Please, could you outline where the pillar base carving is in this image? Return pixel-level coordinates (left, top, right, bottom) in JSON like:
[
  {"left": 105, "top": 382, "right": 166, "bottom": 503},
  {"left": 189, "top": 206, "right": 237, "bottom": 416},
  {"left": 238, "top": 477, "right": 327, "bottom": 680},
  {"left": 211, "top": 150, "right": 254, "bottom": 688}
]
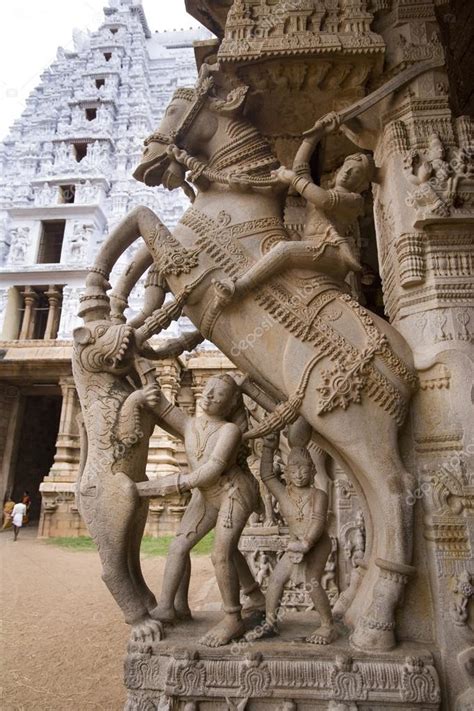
[{"left": 124, "top": 612, "right": 441, "bottom": 710}]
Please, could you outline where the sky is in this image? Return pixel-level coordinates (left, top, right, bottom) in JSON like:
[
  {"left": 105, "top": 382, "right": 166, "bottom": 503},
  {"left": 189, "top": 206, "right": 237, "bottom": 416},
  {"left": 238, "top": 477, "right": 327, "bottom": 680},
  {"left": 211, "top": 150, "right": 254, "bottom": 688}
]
[{"left": 0, "top": 0, "right": 204, "bottom": 139}]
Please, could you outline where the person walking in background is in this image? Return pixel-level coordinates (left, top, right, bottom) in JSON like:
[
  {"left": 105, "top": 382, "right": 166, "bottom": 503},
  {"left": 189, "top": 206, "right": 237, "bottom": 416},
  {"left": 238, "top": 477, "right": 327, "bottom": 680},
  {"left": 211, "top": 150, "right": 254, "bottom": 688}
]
[
  {"left": 21, "top": 490, "right": 31, "bottom": 525},
  {"left": 2, "top": 494, "right": 15, "bottom": 530},
  {"left": 11, "top": 499, "right": 27, "bottom": 541}
]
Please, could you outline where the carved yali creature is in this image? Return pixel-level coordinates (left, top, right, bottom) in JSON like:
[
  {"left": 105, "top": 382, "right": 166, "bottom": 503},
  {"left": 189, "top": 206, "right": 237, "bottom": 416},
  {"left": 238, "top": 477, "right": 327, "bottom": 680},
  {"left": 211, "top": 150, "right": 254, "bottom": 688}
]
[
  {"left": 73, "top": 239, "right": 203, "bottom": 644},
  {"left": 80, "top": 64, "right": 421, "bottom": 651}
]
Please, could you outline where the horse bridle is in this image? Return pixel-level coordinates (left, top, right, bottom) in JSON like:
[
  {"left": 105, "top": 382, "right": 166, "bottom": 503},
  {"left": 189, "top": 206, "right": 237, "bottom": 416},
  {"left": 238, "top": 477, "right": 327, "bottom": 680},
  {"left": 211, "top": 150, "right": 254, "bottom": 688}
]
[{"left": 144, "top": 76, "right": 215, "bottom": 151}]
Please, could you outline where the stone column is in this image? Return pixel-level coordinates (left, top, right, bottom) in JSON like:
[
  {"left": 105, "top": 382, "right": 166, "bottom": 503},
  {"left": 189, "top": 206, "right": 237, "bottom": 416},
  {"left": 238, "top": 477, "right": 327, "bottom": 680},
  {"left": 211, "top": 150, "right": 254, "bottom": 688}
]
[
  {"left": 362, "top": 5, "right": 473, "bottom": 705},
  {"left": 44, "top": 285, "right": 62, "bottom": 340},
  {"left": 0, "top": 384, "right": 21, "bottom": 506},
  {"left": 174, "top": 381, "right": 195, "bottom": 470},
  {"left": 37, "top": 498, "right": 58, "bottom": 538},
  {"left": 19, "top": 286, "right": 38, "bottom": 340},
  {"left": 146, "top": 359, "right": 181, "bottom": 479},
  {"left": 46, "top": 376, "right": 81, "bottom": 481},
  {"left": 146, "top": 502, "right": 165, "bottom": 538},
  {"left": 191, "top": 375, "right": 206, "bottom": 416}
]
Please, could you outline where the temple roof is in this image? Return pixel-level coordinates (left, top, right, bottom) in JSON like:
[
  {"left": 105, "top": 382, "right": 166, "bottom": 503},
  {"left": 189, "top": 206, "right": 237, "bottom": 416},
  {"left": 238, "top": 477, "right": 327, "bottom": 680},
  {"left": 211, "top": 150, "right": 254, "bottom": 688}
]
[
  {"left": 105, "top": 0, "right": 152, "bottom": 38},
  {"left": 150, "top": 26, "right": 214, "bottom": 49},
  {"left": 185, "top": 0, "right": 233, "bottom": 38}
]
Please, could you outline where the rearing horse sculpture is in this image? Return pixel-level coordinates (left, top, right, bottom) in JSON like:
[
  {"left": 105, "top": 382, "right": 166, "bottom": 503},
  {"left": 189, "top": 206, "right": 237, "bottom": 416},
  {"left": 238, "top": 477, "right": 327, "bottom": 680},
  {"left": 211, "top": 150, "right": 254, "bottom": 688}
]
[{"left": 80, "top": 67, "right": 418, "bottom": 652}]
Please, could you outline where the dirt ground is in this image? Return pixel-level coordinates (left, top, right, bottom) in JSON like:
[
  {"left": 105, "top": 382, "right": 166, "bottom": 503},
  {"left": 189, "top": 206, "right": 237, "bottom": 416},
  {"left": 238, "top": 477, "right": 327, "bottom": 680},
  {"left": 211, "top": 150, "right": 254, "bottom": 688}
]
[{"left": 0, "top": 527, "right": 221, "bottom": 710}]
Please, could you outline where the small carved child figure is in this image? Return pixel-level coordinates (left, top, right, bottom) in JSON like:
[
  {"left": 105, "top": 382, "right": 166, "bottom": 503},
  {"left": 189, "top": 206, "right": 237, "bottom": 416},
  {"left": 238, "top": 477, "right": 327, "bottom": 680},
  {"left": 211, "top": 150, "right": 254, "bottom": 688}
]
[{"left": 255, "top": 433, "right": 335, "bottom": 644}]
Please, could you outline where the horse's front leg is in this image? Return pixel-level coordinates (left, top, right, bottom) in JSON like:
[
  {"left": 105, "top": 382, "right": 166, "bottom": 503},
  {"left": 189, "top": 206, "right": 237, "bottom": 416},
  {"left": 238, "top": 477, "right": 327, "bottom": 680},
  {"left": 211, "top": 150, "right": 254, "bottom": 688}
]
[{"left": 103, "top": 206, "right": 162, "bottom": 264}]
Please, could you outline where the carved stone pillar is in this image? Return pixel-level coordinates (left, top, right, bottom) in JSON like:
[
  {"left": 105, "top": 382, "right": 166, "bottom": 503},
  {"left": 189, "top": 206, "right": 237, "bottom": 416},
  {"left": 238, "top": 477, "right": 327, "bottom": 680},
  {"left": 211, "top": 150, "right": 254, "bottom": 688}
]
[
  {"left": 146, "top": 359, "right": 181, "bottom": 478},
  {"left": 191, "top": 374, "right": 206, "bottom": 416},
  {"left": 44, "top": 285, "right": 62, "bottom": 340},
  {"left": 364, "top": 5, "right": 474, "bottom": 706},
  {"left": 46, "top": 376, "right": 81, "bottom": 480},
  {"left": 0, "top": 383, "right": 21, "bottom": 506},
  {"left": 176, "top": 384, "right": 196, "bottom": 417},
  {"left": 38, "top": 498, "right": 58, "bottom": 538},
  {"left": 174, "top": 381, "right": 195, "bottom": 470},
  {"left": 144, "top": 502, "right": 164, "bottom": 538},
  {"left": 19, "top": 286, "right": 38, "bottom": 340}
]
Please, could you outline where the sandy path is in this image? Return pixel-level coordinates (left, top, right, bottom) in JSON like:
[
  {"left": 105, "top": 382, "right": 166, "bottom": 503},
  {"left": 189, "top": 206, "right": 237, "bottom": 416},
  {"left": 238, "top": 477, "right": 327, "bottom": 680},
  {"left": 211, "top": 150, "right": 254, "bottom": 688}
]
[{"left": 0, "top": 527, "right": 220, "bottom": 710}]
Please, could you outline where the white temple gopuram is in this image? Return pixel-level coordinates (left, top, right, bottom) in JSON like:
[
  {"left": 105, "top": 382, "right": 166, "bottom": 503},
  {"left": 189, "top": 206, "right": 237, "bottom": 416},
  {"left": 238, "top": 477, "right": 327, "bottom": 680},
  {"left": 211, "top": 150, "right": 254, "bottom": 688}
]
[{"left": 0, "top": 0, "right": 225, "bottom": 536}]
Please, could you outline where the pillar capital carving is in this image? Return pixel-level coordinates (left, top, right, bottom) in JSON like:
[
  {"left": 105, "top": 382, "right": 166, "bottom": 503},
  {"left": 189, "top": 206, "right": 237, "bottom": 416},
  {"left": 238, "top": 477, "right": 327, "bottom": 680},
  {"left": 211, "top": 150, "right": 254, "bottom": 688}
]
[
  {"left": 371, "top": 102, "right": 473, "bottom": 330},
  {"left": 156, "top": 358, "right": 181, "bottom": 401},
  {"left": 58, "top": 375, "right": 76, "bottom": 390},
  {"left": 21, "top": 285, "right": 38, "bottom": 303}
]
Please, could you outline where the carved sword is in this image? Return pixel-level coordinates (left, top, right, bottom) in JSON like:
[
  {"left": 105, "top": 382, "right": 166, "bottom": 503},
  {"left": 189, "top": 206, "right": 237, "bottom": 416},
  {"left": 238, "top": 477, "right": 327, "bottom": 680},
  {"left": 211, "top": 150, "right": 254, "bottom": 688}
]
[{"left": 303, "top": 57, "right": 445, "bottom": 135}]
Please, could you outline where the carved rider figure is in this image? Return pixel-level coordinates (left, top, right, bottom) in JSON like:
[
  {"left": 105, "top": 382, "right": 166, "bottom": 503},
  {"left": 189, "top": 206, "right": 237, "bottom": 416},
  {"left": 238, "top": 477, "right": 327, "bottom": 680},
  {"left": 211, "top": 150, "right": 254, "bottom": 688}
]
[{"left": 219, "top": 112, "right": 373, "bottom": 301}]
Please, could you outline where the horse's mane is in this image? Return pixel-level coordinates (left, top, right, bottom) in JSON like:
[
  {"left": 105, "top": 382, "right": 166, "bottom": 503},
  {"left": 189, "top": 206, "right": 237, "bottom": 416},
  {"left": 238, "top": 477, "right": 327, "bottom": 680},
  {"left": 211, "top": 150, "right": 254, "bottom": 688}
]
[{"left": 207, "top": 114, "right": 279, "bottom": 178}]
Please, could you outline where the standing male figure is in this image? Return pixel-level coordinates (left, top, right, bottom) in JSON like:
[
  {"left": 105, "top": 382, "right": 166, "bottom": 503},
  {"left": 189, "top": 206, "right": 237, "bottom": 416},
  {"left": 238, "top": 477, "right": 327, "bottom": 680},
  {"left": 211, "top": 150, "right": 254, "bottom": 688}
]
[
  {"left": 11, "top": 498, "right": 27, "bottom": 541},
  {"left": 251, "top": 434, "right": 335, "bottom": 644}
]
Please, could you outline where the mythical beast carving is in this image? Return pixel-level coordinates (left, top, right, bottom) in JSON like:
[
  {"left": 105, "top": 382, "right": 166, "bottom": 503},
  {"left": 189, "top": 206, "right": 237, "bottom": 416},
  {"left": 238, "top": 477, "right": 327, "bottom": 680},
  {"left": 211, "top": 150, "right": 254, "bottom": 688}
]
[{"left": 73, "top": 235, "right": 202, "bottom": 643}]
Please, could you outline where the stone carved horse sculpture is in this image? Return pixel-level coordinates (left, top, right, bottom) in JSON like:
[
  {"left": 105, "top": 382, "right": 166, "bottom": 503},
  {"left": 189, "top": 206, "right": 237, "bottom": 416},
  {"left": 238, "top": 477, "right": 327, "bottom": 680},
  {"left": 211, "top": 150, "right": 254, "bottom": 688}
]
[{"left": 79, "top": 68, "right": 418, "bottom": 652}]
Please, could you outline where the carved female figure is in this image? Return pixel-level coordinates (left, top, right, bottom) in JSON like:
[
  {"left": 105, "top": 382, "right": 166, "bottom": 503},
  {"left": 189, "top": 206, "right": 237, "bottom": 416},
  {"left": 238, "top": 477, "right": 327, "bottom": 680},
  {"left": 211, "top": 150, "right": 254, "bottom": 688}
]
[
  {"left": 404, "top": 133, "right": 452, "bottom": 217},
  {"left": 150, "top": 374, "right": 265, "bottom": 646},
  {"left": 8, "top": 226, "right": 30, "bottom": 264}
]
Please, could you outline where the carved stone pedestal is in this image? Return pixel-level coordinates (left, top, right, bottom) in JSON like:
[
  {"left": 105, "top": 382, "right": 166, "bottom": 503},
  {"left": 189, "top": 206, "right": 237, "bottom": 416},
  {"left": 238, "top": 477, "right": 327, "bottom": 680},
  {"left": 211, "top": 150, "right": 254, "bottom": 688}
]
[{"left": 124, "top": 613, "right": 441, "bottom": 711}]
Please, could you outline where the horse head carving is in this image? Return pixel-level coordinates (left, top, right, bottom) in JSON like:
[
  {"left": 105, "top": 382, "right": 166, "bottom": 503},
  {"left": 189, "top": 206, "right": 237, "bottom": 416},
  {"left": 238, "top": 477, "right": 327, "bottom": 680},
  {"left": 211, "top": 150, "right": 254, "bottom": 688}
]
[{"left": 134, "top": 66, "right": 278, "bottom": 197}]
